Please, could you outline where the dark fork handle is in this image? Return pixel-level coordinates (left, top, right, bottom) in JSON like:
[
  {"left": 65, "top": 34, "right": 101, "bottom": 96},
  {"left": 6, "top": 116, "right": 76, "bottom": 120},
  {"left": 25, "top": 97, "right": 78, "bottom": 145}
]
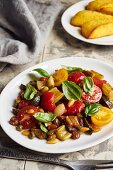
[{"left": 0, "top": 148, "right": 113, "bottom": 170}]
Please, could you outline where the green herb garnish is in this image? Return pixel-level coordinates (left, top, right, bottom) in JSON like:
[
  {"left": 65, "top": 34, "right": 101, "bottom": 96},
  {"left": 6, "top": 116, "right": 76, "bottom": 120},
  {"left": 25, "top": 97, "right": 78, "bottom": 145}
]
[
  {"left": 85, "top": 103, "right": 101, "bottom": 117},
  {"left": 62, "top": 80, "right": 82, "bottom": 100},
  {"left": 82, "top": 77, "right": 94, "bottom": 95},
  {"left": 24, "top": 84, "right": 37, "bottom": 100},
  {"left": 62, "top": 65, "right": 83, "bottom": 73},
  {"left": 33, "top": 68, "right": 50, "bottom": 78},
  {"left": 34, "top": 112, "right": 56, "bottom": 123}
]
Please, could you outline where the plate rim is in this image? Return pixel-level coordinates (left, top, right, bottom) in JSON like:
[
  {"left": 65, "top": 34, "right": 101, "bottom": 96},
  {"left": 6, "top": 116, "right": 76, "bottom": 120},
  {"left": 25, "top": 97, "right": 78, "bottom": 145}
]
[
  {"left": 61, "top": 0, "right": 113, "bottom": 46},
  {"left": 1, "top": 56, "right": 113, "bottom": 154}
]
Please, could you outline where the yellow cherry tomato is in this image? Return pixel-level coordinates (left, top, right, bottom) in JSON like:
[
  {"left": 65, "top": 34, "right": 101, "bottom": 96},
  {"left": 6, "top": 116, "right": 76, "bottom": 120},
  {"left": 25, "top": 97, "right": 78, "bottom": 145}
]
[{"left": 91, "top": 106, "right": 113, "bottom": 127}]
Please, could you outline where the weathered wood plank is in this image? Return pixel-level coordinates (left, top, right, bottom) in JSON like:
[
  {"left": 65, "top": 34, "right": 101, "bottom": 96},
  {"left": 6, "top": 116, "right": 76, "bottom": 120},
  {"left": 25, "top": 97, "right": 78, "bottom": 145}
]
[
  {"left": 0, "top": 158, "right": 25, "bottom": 170},
  {"left": 25, "top": 161, "right": 68, "bottom": 170}
]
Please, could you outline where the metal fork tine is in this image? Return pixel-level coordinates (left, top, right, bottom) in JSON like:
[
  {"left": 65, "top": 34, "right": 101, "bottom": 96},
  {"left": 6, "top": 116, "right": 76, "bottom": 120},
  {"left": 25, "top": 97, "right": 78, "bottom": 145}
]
[{"left": 96, "top": 162, "right": 113, "bottom": 169}]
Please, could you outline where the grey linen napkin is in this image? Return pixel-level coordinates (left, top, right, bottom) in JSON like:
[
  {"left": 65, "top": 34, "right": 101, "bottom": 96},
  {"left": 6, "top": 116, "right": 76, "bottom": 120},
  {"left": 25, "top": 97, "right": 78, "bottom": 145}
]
[{"left": 0, "top": 0, "right": 62, "bottom": 72}]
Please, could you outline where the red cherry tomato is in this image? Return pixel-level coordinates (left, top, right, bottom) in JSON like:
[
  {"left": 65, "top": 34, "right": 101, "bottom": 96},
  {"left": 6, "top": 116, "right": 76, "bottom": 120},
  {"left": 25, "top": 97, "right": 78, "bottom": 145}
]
[
  {"left": 65, "top": 101, "right": 85, "bottom": 115},
  {"left": 17, "top": 105, "right": 39, "bottom": 129},
  {"left": 68, "top": 72, "right": 85, "bottom": 84},
  {"left": 39, "top": 77, "right": 47, "bottom": 81},
  {"left": 17, "top": 105, "right": 40, "bottom": 115},
  {"left": 17, "top": 112, "right": 31, "bottom": 122},
  {"left": 40, "top": 92, "right": 56, "bottom": 112},
  {"left": 93, "top": 78, "right": 106, "bottom": 88},
  {"left": 18, "top": 100, "right": 29, "bottom": 108},
  {"left": 20, "top": 116, "right": 37, "bottom": 129},
  {"left": 82, "top": 85, "right": 102, "bottom": 104}
]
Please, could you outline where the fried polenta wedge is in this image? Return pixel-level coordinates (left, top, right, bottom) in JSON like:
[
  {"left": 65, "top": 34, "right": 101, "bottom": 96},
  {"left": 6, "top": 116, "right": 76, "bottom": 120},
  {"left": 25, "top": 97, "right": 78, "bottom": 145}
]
[
  {"left": 100, "top": 3, "right": 113, "bottom": 15},
  {"left": 86, "top": 0, "right": 113, "bottom": 11},
  {"left": 81, "top": 20, "right": 112, "bottom": 38},
  {"left": 89, "top": 22, "right": 113, "bottom": 39},
  {"left": 70, "top": 10, "right": 113, "bottom": 27}
]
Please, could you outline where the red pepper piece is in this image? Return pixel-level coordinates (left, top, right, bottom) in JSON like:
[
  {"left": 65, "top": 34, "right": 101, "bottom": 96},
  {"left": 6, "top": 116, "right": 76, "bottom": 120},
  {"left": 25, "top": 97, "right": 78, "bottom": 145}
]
[
  {"left": 65, "top": 100, "right": 85, "bottom": 115},
  {"left": 93, "top": 78, "right": 106, "bottom": 88},
  {"left": 40, "top": 92, "right": 56, "bottom": 112},
  {"left": 68, "top": 72, "right": 86, "bottom": 84}
]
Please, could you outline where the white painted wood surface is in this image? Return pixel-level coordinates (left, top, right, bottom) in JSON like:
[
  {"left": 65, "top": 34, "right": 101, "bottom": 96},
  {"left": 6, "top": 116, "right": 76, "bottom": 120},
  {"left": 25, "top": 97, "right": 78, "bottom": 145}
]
[{"left": 1, "top": 0, "right": 113, "bottom": 169}]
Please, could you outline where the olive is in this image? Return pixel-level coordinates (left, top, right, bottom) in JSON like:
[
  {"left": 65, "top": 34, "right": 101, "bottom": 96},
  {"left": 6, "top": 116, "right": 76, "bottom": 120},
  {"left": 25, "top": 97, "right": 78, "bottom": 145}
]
[
  {"left": 58, "top": 116, "right": 66, "bottom": 123},
  {"left": 53, "top": 118, "right": 60, "bottom": 127},
  {"left": 12, "top": 108, "right": 19, "bottom": 115},
  {"left": 66, "top": 126, "right": 77, "bottom": 133},
  {"left": 34, "top": 129, "right": 47, "bottom": 139},
  {"left": 20, "top": 84, "right": 26, "bottom": 90},
  {"left": 28, "top": 132, "right": 35, "bottom": 139},
  {"left": 71, "top": 131, "right": 80, "bottom": 140},
  {"left": 19, "top": 91, "right": 24, "bottom": 99},
  {"left": 48, "top": 124, "right": 57, "bottom": 131},
  {"left": 47, "top": 129, "right": 56, "bottom": 136},
  {"left": 47, "top": 134, "right": 56, "bottom": 141},
  {"left": 16, "top": 125, "right": 23, "bottom": 131},
  {"left": 9, "top": 116, "right": 19, "bottom": 126}
]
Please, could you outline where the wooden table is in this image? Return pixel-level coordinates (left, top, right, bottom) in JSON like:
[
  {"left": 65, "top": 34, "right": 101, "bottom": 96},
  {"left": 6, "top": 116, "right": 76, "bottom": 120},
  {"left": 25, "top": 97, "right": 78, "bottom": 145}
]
[{"left": 1, "top": 0, "right": 113, "bottom": 169}]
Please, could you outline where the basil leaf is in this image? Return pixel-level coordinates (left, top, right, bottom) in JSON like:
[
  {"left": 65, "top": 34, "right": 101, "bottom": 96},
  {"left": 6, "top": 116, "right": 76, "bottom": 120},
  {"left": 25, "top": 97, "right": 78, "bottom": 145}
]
[
  {"left": 40, "top": 124, "right": 48, "bottom": 133},
  {"left": 82, "top": 77, "right": 94, "bottom": 95},
  {"left": 62, "top": 65, "right": 83, "bottom": 73},
  {"left": 33, "top": 68, "right": 50, "bottom": 78},
  {"left": 34, "top": 112, "right": 56, "bottom": 123},
  {"left": 85, "top": 103, "right": 101, "bottom": 117},
  {"left": 62, "top": 81, "right": 82, "bottom": 100},
  {"left": 28, "top": 73, "right": 39, "bottom": 81},
  {"left": 24, "top": 84, "right": 37, "bottom": 100}
]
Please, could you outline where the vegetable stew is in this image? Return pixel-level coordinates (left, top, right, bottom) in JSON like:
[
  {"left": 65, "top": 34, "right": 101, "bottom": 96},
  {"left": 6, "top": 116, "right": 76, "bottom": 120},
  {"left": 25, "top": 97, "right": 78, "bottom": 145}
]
[{"left": 9, "top": 66, "right": 113, "bottom": 144}]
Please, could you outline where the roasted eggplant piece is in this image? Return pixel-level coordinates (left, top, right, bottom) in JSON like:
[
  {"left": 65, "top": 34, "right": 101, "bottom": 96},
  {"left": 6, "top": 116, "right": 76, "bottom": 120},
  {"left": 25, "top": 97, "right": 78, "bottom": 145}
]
[
  {"left": 83, "top": 117, "right": 93, "bottom": 135},
  {"left": 101, "top": 95, "right": 113, "bottom": 109}
]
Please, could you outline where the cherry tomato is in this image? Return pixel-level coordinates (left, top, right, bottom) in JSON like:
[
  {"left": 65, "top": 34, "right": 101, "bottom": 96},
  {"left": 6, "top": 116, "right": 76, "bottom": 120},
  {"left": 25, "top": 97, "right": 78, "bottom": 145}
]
[
  {"left": 17, "top": 112, "right": 37, "bottom": 129},
  {"left": 17, "top": 112, "right": 31, "bottom": 122},
  {"left": 18, "top": 100, "right": 29, "bottom": 108},
  {"left": 65, "top": 101, "right": 85, "bottom": 115},
  {"left": 40, "top": 92, "right": 56, "bottom": 112},
  {"left": 20, "top": 117, "right": 37, "bottom": 129},
  {"left": 93, "top": 78, "right": 106, "bottom": 88},
  {"left": 17, "top": 106, "right": 39, "bottom": 129},
  {"left": 82, "top": 85, "right": 102, "bottom": 104},
  {"left": 39, "top": 77, "right": 47, "bottom": 81},
  {"left": 17, "top": 105, "right": 40, "bottom": 115},
  {"left": 68, "top": 72, "right": 85, "bottom": 84},
  {"left": 91, "top": 106, "right": 113, "bottom": 127}
]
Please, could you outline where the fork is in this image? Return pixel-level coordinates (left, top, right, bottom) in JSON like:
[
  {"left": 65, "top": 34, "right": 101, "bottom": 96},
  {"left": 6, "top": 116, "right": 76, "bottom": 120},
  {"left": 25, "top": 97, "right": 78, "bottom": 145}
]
[
  {"left": 35, "top": 159, "right": 113, "bottom": 170},
  {"left": 0, "top": 146, "right": 113, "bottom": 170}
]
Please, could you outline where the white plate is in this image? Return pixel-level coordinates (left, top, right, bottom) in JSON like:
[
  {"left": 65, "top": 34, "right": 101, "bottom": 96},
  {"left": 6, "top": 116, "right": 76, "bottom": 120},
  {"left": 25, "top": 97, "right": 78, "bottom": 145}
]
[
  {"left": 61, "top": 0, "right": 113, "bottom": 45},
  {"left": 1, "top": 57, "right": 113, "bottom": 154}
]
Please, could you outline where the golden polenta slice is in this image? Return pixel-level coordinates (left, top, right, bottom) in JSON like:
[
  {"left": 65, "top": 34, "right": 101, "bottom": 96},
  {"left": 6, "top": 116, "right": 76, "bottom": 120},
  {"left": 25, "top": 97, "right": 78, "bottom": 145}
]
[
  {"left": 81, "top": 20, "right": 112, "bottom": 38},
  {"left": 70, "top": 10, "right": 113, "bottom": 27},
  {"left": 100, "top": 7, "right": 113, "bottom": 15},
  {"left": 89, "top": 22, "right": 113, "bottom": 39},
  {"left": 86, "top": 0, "right": 113, "bottom": 11},
  {"left": 99, "top": 3, "right": 113, "bottom": 15}
]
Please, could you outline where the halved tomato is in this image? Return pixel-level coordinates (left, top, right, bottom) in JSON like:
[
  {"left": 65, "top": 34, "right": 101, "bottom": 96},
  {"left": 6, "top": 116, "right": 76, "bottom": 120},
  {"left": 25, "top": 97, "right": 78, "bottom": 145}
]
[
  {"left": 17, "top": 105, "right": 40, "bottom": 115},
  {"left": 91, "top": 106, "right": 113, "bottom": 127},
  {"left": 17, "top": 105, "right": 40, "bottom": 129},
  {"left": 82, "top": 85, "right": 102, "bottom": 104},
  {"left": 20, "top": 116, "right": 37, "bottom": 129}
]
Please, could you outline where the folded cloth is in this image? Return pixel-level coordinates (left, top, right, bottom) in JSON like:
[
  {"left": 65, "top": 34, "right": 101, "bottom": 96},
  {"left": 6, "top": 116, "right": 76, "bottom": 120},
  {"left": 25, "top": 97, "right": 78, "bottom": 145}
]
[{"left": 0, "top": 0, "right": 62, "bottom": 71}]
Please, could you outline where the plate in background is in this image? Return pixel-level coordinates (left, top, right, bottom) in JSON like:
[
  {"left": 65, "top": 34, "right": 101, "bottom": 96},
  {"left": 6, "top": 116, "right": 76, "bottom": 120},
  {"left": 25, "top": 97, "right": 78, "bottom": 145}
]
[{"left": 61, "top": 0, "right": 113, "bottom": 45}]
